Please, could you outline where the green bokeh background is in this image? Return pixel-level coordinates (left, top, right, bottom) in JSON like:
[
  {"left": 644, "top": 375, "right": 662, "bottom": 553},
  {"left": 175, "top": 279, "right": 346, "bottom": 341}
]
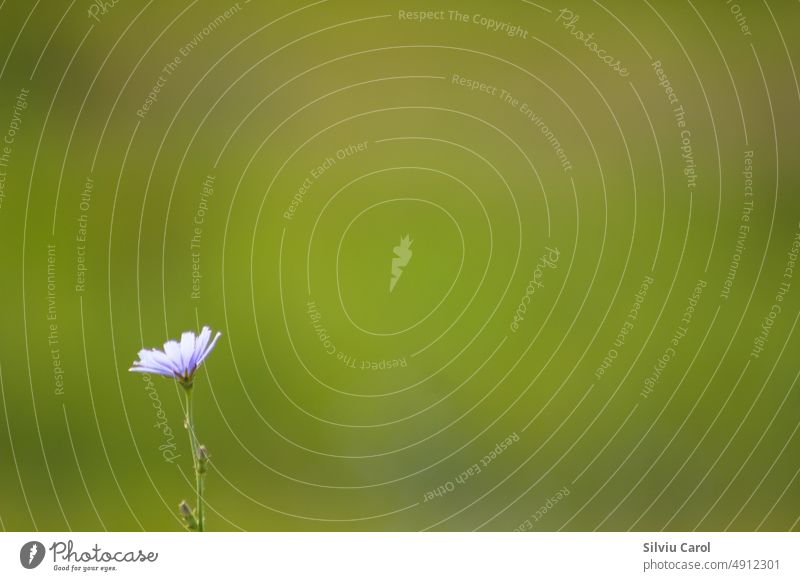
[{"left": 0, "top": 0, "right": 799, "bottom": 531}]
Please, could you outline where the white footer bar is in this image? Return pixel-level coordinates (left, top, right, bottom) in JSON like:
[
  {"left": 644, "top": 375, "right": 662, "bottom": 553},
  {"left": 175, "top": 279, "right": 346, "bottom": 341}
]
[{"left": 1, "top": 532, "right": 798, "bottom": 580}]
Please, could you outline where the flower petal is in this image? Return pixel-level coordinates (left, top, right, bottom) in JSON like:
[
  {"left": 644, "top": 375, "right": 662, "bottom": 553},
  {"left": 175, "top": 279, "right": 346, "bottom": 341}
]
[
  {"left": 180, "top": 331, "right": 196, "bottom": 373},
  {"left": 195, "top": 331, "right": 221, "bottom": 368},
  {"left": 190, "top": 327, "right": 212, "bottom": 370},
  {"left": 131, "top": 356, "right": 174, "bottom": 376},
  {"left": 134, "top": 350, "right": 155, "bottom": 367},
  {"left": 145, "top": 348, "right": 181, "bottom": 376},
  {"left": 163, "top": 341, "right": 184, "bottom": 374},
  {"left": 129, "top": 364, "right": 174, "bottom": 377}
]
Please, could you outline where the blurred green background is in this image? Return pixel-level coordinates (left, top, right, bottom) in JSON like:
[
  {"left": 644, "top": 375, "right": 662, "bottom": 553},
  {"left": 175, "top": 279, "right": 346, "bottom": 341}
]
[{"left": 0, "top": 0, "right": 798, "bottom": 531}]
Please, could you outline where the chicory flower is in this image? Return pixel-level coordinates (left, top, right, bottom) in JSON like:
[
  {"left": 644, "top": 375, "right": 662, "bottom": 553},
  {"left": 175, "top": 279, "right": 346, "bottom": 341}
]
[{"left": 129, "top": 326, "right": 221, "bottom": 387}]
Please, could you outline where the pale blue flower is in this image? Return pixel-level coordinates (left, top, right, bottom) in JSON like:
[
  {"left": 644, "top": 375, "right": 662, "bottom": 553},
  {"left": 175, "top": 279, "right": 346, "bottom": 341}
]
[{"left": 129, "top": 326, "right": 221, "bottom": 386}]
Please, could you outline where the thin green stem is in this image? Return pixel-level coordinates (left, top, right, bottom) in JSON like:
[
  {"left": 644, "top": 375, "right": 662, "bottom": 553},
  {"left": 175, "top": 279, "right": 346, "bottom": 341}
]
[
  {"left": 184, "top": 387, "right": 204, "bottom": 532},
  {"left": 197, "top": 462, "right": 205, "bottom": 532}
]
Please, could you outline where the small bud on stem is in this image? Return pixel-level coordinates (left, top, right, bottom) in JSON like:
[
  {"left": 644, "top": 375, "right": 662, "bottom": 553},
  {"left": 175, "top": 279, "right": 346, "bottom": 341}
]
[
  {"left": 197, "top": 445, "right": 209, "bottom": 474},
  {"left": 179, "top": 500, "right": 198, "bottom": 531}
]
